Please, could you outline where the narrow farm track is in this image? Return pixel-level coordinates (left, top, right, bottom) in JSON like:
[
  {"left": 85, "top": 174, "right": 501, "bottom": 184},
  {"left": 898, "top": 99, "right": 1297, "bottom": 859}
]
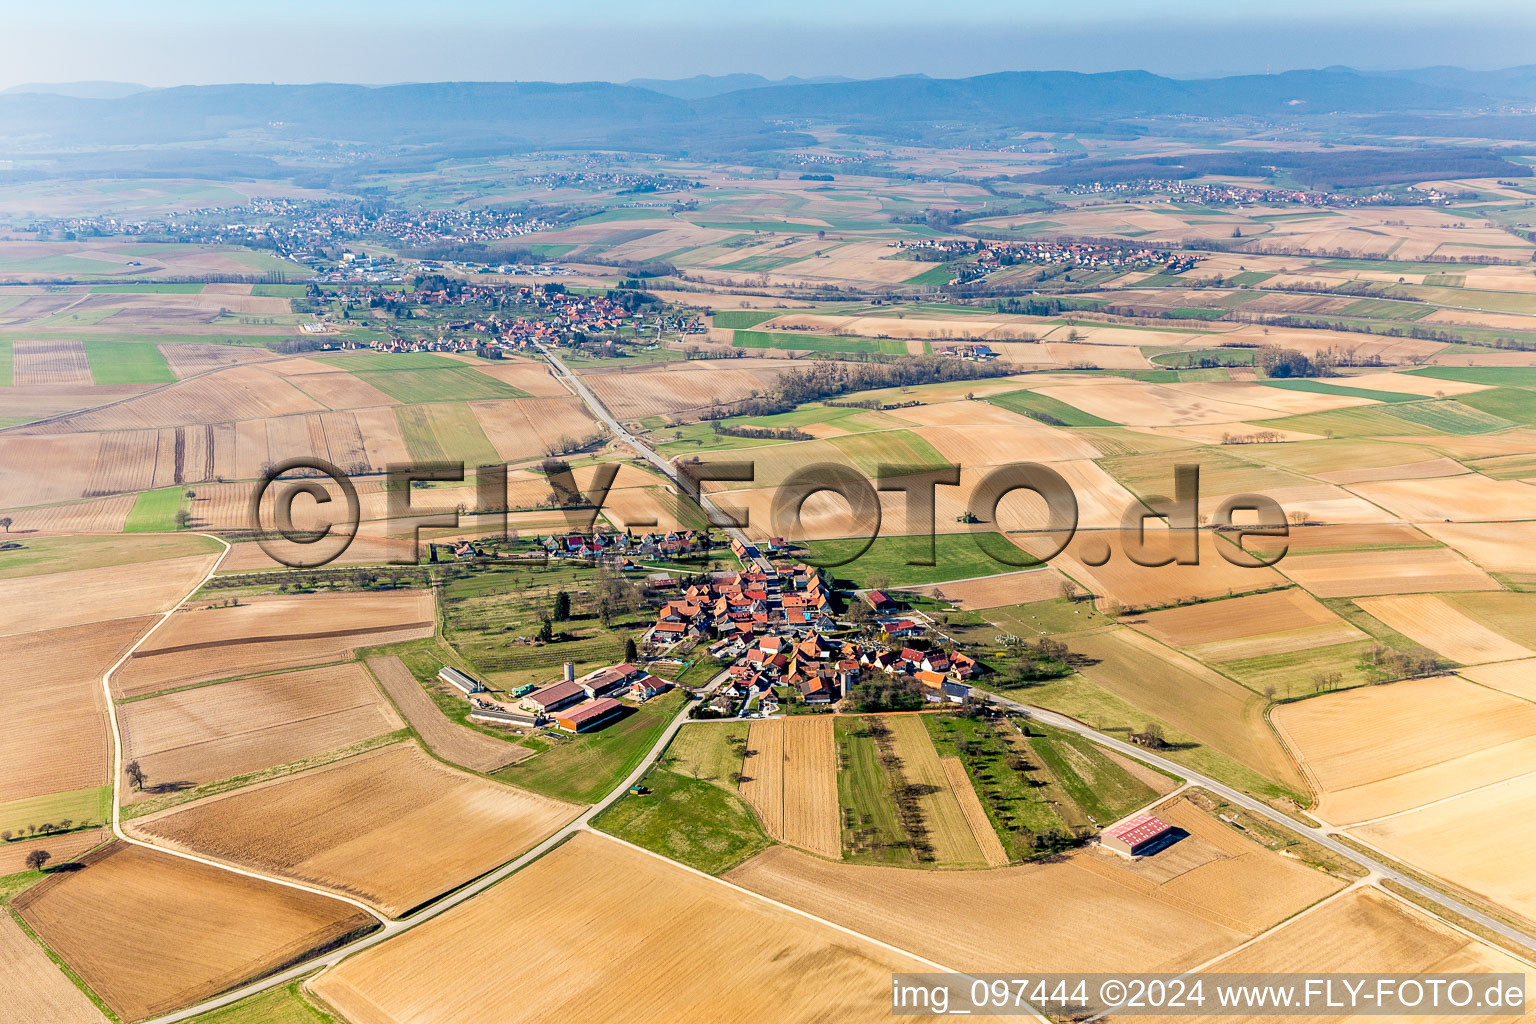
[
  {"left": 99, "top": 534, "right": 390, "bottom": 921},
  {"left": 66, "top": 534, "right": 1535, "bottom": 1020}
]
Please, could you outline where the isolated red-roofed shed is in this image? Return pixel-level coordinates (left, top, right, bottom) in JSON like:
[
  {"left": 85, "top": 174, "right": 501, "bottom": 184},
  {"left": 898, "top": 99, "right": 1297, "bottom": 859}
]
[{"left": 1101, "top": 814, "right": 1177, "bottom": 857}]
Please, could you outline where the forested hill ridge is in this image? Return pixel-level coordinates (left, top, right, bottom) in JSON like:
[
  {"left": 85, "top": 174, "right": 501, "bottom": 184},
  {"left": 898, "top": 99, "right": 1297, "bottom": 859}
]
[{"left": 2, "top": 66, "right": 1530, "bottom": 149}]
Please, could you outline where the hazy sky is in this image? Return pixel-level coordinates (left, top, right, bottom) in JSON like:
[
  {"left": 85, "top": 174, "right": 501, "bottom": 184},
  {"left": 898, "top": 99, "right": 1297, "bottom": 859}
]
[{"left": 8, "top": 0, "right": 1536, "bottom": 88}]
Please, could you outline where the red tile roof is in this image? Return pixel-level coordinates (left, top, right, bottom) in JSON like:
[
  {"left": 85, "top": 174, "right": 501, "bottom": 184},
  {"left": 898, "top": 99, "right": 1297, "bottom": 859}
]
[{"left": 1106, "top": 814, "right": 1173, "bottom": 847}]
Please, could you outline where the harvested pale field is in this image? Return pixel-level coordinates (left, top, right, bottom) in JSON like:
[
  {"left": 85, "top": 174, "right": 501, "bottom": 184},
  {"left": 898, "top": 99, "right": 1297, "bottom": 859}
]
[
  {"left": 903, "top": 566, "right": 1066, "bottom": 609},
  {"left": 781, "top": 716, "right": 840, "bottom": 859},
  {"left": 0, "top": 617, "right": 153, "bottom": 805},
  {"left": 311, "top": 830, "right": 971, "bottom": 1024},
  {"left": 1243, "top": 523, "right": 1431, "bottom": 553},
  {"left": 1072, "top": 628, "right": 1304, "bottom": 792},
  {"left": 0, "top": 495, "right": 134, "bottom": 533},
  {"left": 738, "top": 718, "right": 839, "bottom": 858},
  {"left": 1391, "top": 428, "right": 1536, "bottom": 461},
  {"left": 0, "top": 552, "right": 216, "bottom": 638},
  {"left": 941, "top": 756, "right": 1009, "bottom": 866},
  {"left": 888, "top": 396, "right": 1071, "bottom": 429},
  {"left": 349, "top": 406, "right": 411, "bottom": 468},
  {"left": 718, "top": 456, "right": 1134, "bottom": 539},
  {"left": 1202, "top": 484, "right": 1385, "bottom": 528},
  {"left": 1356, "top": 594, "right": 1533, "bottom": 664},
  {"left": 1349, "top": 474, "right": 1536, "bottom": 523},
  {"left": 1356, "top": 771, "right": 1536, "bottom": 926},
  {"left": 465, "top": 358, "right": 576, "bottom": 396},
  {"left": 0, "top": 826, "right": 108, "bottom": 876},
  {"left": 1273, "top": 675, "right": 1536, "bottom": 824},
  {"left": 1132, "top": 588, "right": 1363, "bottom": 661},
  {"left": 917, "top": 422, "right": 1102, "bottom": 464},
  {"left": 763, "top": 312, "right": 1041, "bottom": 340},
  {"left": 581, "top": 361, "right": 789, "bottom": 421},
  {"left": 1334, "top": 370, "right": 1491, "bottom": 397},
  {"left": 118, "top": 663, "right": 404, "bottom": 798},
  {"left": 0, "top": 433, "right": 106, "bottom": 506},
  {"left": 135, "top": 743, "right": 578, "bottom": 916},
  {"left": 1314, "top": 455, "right": 1470, "bottom": 484},
  {"left": 1150, "top": 887, "right": 1533, "bottom": 1023},
  {"left": 884, "top": 715, "right": 988, "bottom": 865},
  {"left": 1460, "top": 658, "right": 1536, "bottom": 703},
  {"left": 285, "top": 369, "right": 398, "bottom": 410},
  {"left": 1125, "top": 421, "right": 1323, "bottom": 445},
  {"left": 1278, "top": 546, "right": 1499, "bottom": 598},
  {"left": 1042, "top": 342, "right": 1154, "bottom": 369},
  {"left": 14, "top": 339, "right": 91, "bottom": 386},
  {"left": 1172, "top": 381, "right": 1377, "bottom": 416},
  {"left": 111, "top": 590, "right": 434, "bottom": 698},
  {"left": 1221, "top": 323, "right": 1443, "bottom": 363},
  {"left": 0, "top": 912, "right": 107, "bottom": 1024},
  {"left": 738, "top": 720, "right": 784, "bottom": 837},
  {"left": 470, "top": 396, "right": 598, "bottom": 460},
  {"left": 367, "top": 656, "right": 531, "bottom": 772},
  {"left": 726, "top": 796, "right": 1342, "bottom": 974},
  {"left": 1017, "top": 529, "right": 1284, "bottom": 609},
  {"left": 35, "top": 365, "right": 323, "bottom": 433},
  {"left": 1032, "top": 381, "right": 1267, "bottom": 426},
  {"left": 1421, "top": 521, "right": 1536, "bottom": 575},
  {"left": 13, "top": 842, "right": 374, "bottom": 1023}
]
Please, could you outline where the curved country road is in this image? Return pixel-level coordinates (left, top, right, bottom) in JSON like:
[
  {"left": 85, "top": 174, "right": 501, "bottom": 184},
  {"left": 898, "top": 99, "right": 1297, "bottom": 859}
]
[{"left": 78, "top": 353, "right": 1535, "bottom": 1022}]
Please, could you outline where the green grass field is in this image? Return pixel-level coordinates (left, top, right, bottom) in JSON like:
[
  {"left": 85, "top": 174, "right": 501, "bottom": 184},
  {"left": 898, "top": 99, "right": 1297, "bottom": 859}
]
[
  {"left": 1258, "top": 378, "right": 1415, "bottom": 404},
  {"left": 1150, "top": 347, "right": 1256, "bottom": 368},
  {"left": 315, "top": 351, "right": 465, "bottom": 371},
  {"left": 393, "top": 402, "right": 502, "bottom": 466},
  {"left": 662, "top": 721, "right": 748, "bottom": 790},
  {"left": 1451, "top": 387, "right": 1536, "bottom": 425},
  {"left": 1407, "top": 366, "right": 1536, "bottom": 387},
  {"left": 1027, "top": 722, "right": 1158, "bottom": 826},
  {"left": 711, "top": 310, "right": 779, "bottom": 329},
  {"left": 811, "top": 532, "right": 1038, "bottom": 588},
  {"left": 733, "top": 329, "right": 907, "bottom": 356},
  {"left": 82, "top": 340, "right": 176, "bottom": 385},
  {"left": 0, "top": 786, "right": 111, "bottom": 837},
  {"left": 123, "top": 486, "right": 188, "bottom": 532},
  {"left": 1255, "top": 405, "right": 1435, "bottom": 438},
  {"left": 904, "top": 262, "right": 957, "bottom": 286},
  {"left": 1227, "top": 271, "right": 1274, "bottom": 286},
  {"left": 924, "top": 714, "right": 1054, "bottom": 861},
  {"left": 184, "top": 981, "right": 339, "bottom": 1024},
  {"left": 88, "top": 283, "right": 206, "bottom": 294},
  {"left": 0, "top": 339, "right": 12, "bottom": 387},
  {"left": 989, "top": 389, "right": 1117, "bottom": 426},
  {"left": 494, "top": 690, "right": 685, "bottom": 804},
  {"left": 0, "top": 533, "right": 220, "bottom": 580},
  {"left": 1219, "top": 640, "right": 1379, "bottom": 696},
  {"left": 250, "top": 284, "right": 309, "bottom": 298},
  {"left": 592, "top": 766, "right": 773, "bottom": 874},
  {"left": 355, "top": 366, "right": 527, "bottom": 404},
  {"left": 835, "top": 717, "right": 914, "bottom": 865},
  {"left": 1004, "top": 673, "right": 1292, "bottom": 802},
  {"left": 1384, "top": 399, "right": 1513, "bottom": 434},
  {"left": 1340, "top": 298, "right": 1434, "bottom": 321}
]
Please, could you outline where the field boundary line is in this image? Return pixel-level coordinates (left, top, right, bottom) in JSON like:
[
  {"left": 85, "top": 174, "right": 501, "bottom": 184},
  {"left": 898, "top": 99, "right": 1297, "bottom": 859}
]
[
  {"left": 1376, "top": 882, "right": 1536, "bottom": 971},
  {"left": 585, "top": 828, "right": 1052, "bottom": 1024},
  {"left": 1080, "top": 880, "right": 1367, "bottom": 1024},
  {"left": 97, "top": 532, "right": 390, "bottom": 923},
  {"left": 1337, "top": 766, "right": 1536, "bottom": 829}
]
